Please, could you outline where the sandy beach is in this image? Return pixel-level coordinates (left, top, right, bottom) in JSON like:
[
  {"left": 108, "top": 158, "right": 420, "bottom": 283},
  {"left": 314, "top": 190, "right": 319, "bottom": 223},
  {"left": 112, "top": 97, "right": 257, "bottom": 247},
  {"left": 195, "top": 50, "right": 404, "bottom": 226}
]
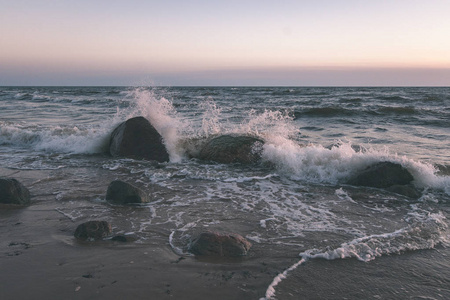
[{"left": 0, "top": 167, "right": 297, "bottom": 300}]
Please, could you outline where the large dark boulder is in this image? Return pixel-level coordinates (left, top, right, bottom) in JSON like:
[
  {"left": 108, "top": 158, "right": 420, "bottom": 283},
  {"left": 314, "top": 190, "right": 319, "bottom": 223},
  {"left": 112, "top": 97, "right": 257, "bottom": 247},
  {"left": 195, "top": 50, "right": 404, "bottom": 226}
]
[
  {"left": 106, "top": 180, "right": 150, "bottom": 204},
  {"left": 74, "top": 221, "right": 112, "bottom": 240},
  {"left": 0, "top": 178, "right": 31, "bottom": 205},
  {"left": 347, "top": 161, "right": 414, "bottom": 188},
  {"left": 189, "top": 231, "right": 252, "bottom": 257},
  {"left": 198, "top": 135, "right": 264, "bottom": 164},
  {"left": 109, "top": 116, "right": 169, "bottom": 162}
]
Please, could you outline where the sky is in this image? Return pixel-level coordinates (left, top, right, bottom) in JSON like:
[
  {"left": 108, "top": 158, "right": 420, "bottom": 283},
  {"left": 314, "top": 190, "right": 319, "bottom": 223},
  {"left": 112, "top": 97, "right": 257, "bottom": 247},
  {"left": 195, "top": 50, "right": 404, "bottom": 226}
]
[{"left": 1, "top": 0, "right": 450, "bottom": 86}]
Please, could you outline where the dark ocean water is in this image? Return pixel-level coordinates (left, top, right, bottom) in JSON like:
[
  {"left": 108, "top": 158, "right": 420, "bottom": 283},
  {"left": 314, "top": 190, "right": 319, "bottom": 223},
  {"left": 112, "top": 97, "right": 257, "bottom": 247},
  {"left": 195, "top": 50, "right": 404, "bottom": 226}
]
[{"left": 1, "top": 86, "right": 449, "bottom": 299}]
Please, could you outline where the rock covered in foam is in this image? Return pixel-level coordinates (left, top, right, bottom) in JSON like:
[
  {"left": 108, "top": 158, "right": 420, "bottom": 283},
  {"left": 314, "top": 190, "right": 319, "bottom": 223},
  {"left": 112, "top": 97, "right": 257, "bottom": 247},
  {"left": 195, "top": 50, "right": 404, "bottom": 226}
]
[
  {"left": 0, "top": 178, "right": 31, "bottom": 206},
  {"left": 347, "top": 161, "right": 414, "bottom": 188},
  {"left": 189, "top": 231, "right": 252, "bottom": 257},
  {"left": 198, "top": 135, "right": 264, "bottom": 164},
  {"left": 74, "top": 221, "right": 112, "bottom": 240},
  {"left": 106, "top": 180, "right": 150, "bottom": 204},
  {"left": 109, "top": 116, "right": 169, "bottom": 162}
]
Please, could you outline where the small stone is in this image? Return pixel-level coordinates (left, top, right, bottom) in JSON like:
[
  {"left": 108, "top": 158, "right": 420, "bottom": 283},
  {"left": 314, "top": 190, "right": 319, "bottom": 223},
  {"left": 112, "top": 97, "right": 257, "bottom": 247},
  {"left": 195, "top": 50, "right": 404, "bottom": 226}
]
[
  {"left": 74, "top": 221, "right": 112, "bottom": 240},
  {"left": 189, "top": 231, "right": 252, "bottom": 257},
  {"left": 106, "top": 180, "right": 150, "bottom": 204},
  {"left": 0, "top": 178, "right": 31, "bottom": 205}
]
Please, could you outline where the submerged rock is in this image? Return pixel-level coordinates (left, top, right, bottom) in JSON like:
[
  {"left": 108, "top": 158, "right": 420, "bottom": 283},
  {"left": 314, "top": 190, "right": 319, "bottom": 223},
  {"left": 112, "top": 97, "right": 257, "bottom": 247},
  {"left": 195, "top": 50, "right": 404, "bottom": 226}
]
[
  {"left": 347, "top": 161, "right": 414, "bottom": 188},
  {"left": 189, "top": 231, "right": 252, "bottom": 257},
  {"left": 110, "top": 235, "right": 128, "bottom": 242},
  {"left": 386, "top": 184, "right": 422, "bottom": 199},
  {"left": 111, "top": 234, "right": 138, "bottom": 243},
  {"left": 198, "top": 135, "right": 264, "bottom": 164},
  {"left": 106, "top": 180, "right": 150, "bottom": 204},
  {"left": 0, "top": 178, "right": 31, "bottom": 206},
  {"left": 74, "top": 221, "right": 112, "bottom": 240},
  {"left": 109, "top": 116, "right": 169, "bottom": 162}
]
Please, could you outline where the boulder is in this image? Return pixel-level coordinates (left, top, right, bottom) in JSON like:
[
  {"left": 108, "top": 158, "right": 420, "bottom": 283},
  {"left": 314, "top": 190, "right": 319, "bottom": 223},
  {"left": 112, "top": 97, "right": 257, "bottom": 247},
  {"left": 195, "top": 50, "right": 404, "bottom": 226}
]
[
  {"left": 189, "top": 231, "right": 252, "bottom": 257},
  {"left": 198, "top": 135, "right": 264, "bottom": 164},
  {"left": 347, "top": 161, "right": 414, "bottom": 188},
  {"left": 74, "top": 221, "right": 112, "bottom": 240},
  {"left": 0, "top": 178, "right": 31, "bottom": 205},
  {"left": 106, "top": 180, "right": 150, "bottom": 204},
  {"left": 109, "top": 116, "right": 169, "bottom": 162}
]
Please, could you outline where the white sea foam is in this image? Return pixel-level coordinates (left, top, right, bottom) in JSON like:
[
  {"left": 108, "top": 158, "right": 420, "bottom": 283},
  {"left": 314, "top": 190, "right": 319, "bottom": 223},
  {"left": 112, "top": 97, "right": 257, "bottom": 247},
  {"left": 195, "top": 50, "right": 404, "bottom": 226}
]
[
  {"left": 0, "top": 121, "right": 113, "bottom": 154},
  {"left": 261, "top": 139, "right": 450, "bottom": 194},
  {"left": 302, "top": 211, "right": 448, "bottom": 261},
  {"left": 169, "top": 231, "right": 185, "bottom": 256},
  {"left": 199, "top": 99, "right": 223, "bottom": 137},
  {"left": 198, "top": 102, "right": 299, "bottom": 141},
  {"left": 335, "top": 187, "right": 357, "bottom": 203},
  {"left": 262, "top": 258, "right": 307, "bottom": 300},
  {"left": 263, "top": 141, "right": 382, "bottom": 183}
]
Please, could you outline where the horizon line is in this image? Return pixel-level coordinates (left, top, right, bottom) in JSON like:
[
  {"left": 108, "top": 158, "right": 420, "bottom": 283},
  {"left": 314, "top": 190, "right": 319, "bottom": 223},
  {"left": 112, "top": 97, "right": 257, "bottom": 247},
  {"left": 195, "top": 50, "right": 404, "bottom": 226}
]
[{"left": 1, "top": 85, "right": 449, "bottom": 88}]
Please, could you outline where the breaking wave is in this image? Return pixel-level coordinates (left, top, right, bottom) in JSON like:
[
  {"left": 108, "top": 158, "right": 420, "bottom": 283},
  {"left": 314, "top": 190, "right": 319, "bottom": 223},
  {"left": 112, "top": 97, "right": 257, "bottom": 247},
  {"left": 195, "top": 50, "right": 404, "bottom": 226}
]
[{"left": 1, "top": 87, "right": 449, "bottom": 194}]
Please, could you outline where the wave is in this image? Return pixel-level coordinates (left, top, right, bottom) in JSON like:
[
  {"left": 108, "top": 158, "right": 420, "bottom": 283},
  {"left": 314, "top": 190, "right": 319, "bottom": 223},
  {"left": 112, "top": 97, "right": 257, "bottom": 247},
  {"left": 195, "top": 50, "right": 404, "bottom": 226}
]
[
  {"left": 0, "top": 88, "right": 183, "bottom": 157},
  {"left": 13, "top": 93, "right": 33, "bottom": 100},
  {"left": 301, "top": 212, "right": 448, "bottom": 262},
  {"left": 294, "top": 104, "right": 446, "bottom": 123},
  {"left": 377, "top": 106, "right": 417, "bottom": 115},
  {"left": 338, "top": 97, "right": 363, "bottom": 103},
  {"left": 263, "top": 211, "right": 448, "bottom": 299},
  {"left": 422, "top": 95, "right": 447, "bottom": 103},
  {"left": 261, "top": 139, "right": 450, "bottom": 193},
  {"left": 270, "top": 88, "right": 317, "bottom": 96},
  {"left": 0, "top": 121, "right": 112, "bottom": 154},
  {"left": 294, "top": 107, "right": 355, "bottom": 118},
  {"left": 4, "top": 123, "right": 448, "bottom": 194},
  {"left": 2, "top": 87, "right": 449, "bottom": 194},
  {"left": 376, "top": 95, "right": 410, "bottom": 101}
]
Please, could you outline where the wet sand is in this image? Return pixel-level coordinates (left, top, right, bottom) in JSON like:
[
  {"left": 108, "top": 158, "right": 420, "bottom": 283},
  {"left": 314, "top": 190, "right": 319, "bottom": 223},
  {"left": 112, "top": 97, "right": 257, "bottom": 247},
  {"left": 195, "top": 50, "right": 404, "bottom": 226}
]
[
  {"left": 273, "top": 247, "right": 450, "bottom": 299},
  {"left": 0, "top": 167, "right": 295, "bottom": 300}
]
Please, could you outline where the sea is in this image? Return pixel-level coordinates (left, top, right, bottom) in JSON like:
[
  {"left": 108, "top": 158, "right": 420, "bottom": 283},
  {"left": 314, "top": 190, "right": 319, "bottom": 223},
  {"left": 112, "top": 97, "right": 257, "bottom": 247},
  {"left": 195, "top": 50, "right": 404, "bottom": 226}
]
[{"left": 1, "top": 86, "right": 449, "bottom": 299}]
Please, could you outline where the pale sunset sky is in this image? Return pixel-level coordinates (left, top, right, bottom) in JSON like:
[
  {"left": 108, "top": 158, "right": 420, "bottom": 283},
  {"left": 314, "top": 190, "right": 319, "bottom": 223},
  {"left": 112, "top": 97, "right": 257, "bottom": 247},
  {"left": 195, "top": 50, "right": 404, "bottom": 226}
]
[{"left": 1, "top": 0, "right": 449, "bottom": 86}]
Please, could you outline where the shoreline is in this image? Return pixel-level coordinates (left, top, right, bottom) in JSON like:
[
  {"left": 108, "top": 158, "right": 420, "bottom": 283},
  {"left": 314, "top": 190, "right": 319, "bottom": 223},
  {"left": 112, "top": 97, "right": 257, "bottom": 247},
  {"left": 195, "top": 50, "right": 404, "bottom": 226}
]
[{"left": 1, "top": 161, "right": 449, "bottom": 299}]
